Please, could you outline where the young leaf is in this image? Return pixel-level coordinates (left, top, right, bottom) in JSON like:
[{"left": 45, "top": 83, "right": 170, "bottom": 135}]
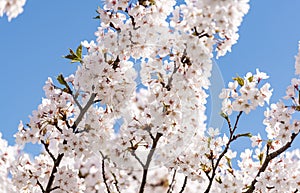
[
  {"left": 63, "top": 45, "right": 83, "bottom": 63},
  {"left": 248, "top": 76, "right": 254, "bottom": 82},
  {"left": 233, "top": 76, "right": 244, "bottom": 86},
  {"left": 76, "top": 44, "right": 82, "bottom": 59},
  {"left": 57, "top": 74, "right": 68, "bottom": 86}
]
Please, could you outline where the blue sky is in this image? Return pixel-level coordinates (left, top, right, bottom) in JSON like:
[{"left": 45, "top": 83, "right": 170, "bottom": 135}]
[{"left": 1, "top": 0, "right": 300, "bottom": 155}]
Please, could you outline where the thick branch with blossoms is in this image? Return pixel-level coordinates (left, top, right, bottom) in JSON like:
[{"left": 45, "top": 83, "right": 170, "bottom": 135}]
[
  {"left": 2, "top": 0, "right": 300, "bottom": 193},
  {"left": 245, "top": 131, "right": 299, "bottom": 193}
]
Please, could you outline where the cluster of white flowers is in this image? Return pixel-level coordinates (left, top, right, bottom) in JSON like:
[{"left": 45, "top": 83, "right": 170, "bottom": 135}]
[
  {"left": 0, "top": 0, "right": 26, "bottom": 21},
  {"left": 219, "top": 69, "right": 273, "bottom": 115},
  {"left": 0, "top": 133, "right": 19, "bottom": 192},
  {"left": 2, "top": 0, "right": 300, "bottom": 193}
]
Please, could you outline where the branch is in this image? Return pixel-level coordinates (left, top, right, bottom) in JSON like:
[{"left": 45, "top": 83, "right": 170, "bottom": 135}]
[
  {"left": 138, "top": 132, "right": 163, "bottom": 193},
  {"left": 179, "top": 176, "right": 188, "bottom": 193},
  {"left": 37, "top": 179, "right": 45, "bottom": 193},
  {"left": 130, "top": 149, "right": 145, "bottom": 168},
  {"left": 111, "top": 172, "right": 122, "bottom": 193},
  {"left": 100, "top": 151, "right": 111, "bottom": 193},
  {"left": 244, "top": 132, "right": 299, "bottom": 193},
  {"left": 45, "top": 153, "right": 64, "bottom": 193},
  {"left": 72, "top": 93, "right": 97, "bottom": 132},
  {"left": 41, "top": 140, "right": 56, "bottom": 162},
  {"left": 73, "top": 94, "right": 83, "bottom": 111},
  {"left": 204, "top": 111, "right": 243, "bottom": 193},
  {"left": 166, "top": 169, "right": 177, "bottom": 193},
  {"left": 165, "top": 62, "right": 179, "bottom": 91}
]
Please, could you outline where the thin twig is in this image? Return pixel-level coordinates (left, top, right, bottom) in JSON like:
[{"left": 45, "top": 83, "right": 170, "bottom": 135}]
[
  {"left": 130, "top": 150, "right": 145, "bottom": 168},
  {"left": 100, "top": 151, "right": 111, "bottom": 193},
  {"left": 111, "top": 172, "right": 122, "bottom": 193},
  {"left": 36, "top": 179, "right": 45, "bottom": 193},
  {"left": 165, "top": 62, "right": 179, "bottom": 91},
  {"left": 41, "top": 140, "right": 56, "bottom": 162},
  {"left": 179, "top": 176, "right": 188, "bottom": 193},
  {"left": 204, "top": 111, "right": 243, "bottom": 193},
  {"left": 166, "top": 169, "right": 177, "bottom": 193}
]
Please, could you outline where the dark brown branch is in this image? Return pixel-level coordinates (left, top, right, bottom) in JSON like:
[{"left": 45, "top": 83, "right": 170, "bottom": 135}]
[
  {"left": 53, "top": 122, "right": 63, "bottom": 133},
  {"left": 138, "top": 132, "right": 163, "bottom": 193},
  {"left": 179, "top": 176, "right": 188, "bottom": 193},
  {"left": 48, "top": 186, "right": 60, "bottom": 192},
  {"left": 244, "top": 132, "right": 299, "bottom": 193},
  {"left": 41, "top": 140, "right": 56, "bottom": 162},
  {"left": 37, "top": 179, "right": 45, "bottom": 193},
  {"left": 166, "top": 169, "right": 177, "bottom": 193},
  {"left": 45, "top": 153, "right": 64, "bottom": 193},
  {"left": 165, "top": 62, "right": 179, "bottom": 91},
  {"left": 100, "top": 151, "right": 111, "bottom": 193},
  {"left": 204, "top": 111, "right": 243, "bottom": 193},
  {"left": 192, "top": 27, "right": 209, "bottom": 39},
  {"left": 111, "top": 172, "right": 122, "bottom": 193}
]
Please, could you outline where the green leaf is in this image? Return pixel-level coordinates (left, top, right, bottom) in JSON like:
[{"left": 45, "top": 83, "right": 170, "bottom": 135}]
[
  {"left": 220, "top": 112, "right": 228, "bottom": 119},
  {"left": 93, "top": 15, "right": 100, "bottom": 19},
  {"left": 248, "top": 76, "right": 254, "bottom": 82},
  {"left": 64, "top": 54, "right": 77, "bottom": 60},
  {"left": 69, "top": 48, "right": 76, "bottom": 56},
  {"left": 57, "top": 74, "right": 72, "bottom": 94},
  {"left": 258, "top": 152, "right": 264, "bottom": 165},
  {"left": 233, "top": 76, "right": 244, "bottom": 86},
  {"left": 63, "top": 45, "right": 83, "bottom": 64},
  {"left": 57, "top": 74, "right": 68, "bottom": 86},
  {"left": 76, "top": 44, "right": 82, "bottom": 58}
]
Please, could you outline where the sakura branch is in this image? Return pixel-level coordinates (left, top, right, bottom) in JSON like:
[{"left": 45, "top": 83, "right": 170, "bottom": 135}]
[
  {"left": 204, "top": 111, "right": 243, "bottom": 193},
  {"left": 138, "top": 132, "right": 163, "bottom": 193},
  {"left": 166, "top": 169, "right": 177, "bottom": 193},
  {"left": 71, "top": 93, "right": 97, "bottom": 133},
  {"left": 4, "top": 0, "right": 300, "bottom": 193}
]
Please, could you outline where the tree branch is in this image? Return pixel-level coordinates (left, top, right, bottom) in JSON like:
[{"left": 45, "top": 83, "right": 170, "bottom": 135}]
[
  {"left": 100, "top": 151, "right": 111, "bottom": 193},
  {"left": 41, "top": 140, "right": 56, "bottom": 162},
  {"left": 165, "top": 62, "right": 179, "bottom": 91},
  {"left": 179, "top": 176, "right": 188, "bottom": 193},
  {"left": 130, "top": 150, "right": 145, "bottom": 168},
  {"left": 166, "top": 169, "right": 177, "bottom": 193},
  {"left": 138, "top": 132, "right": 163, "bottom": 193},
  {"left": 45, "top": 153, "right": 64, "bottom": 193},
  {"left": 244, "top": 132, "right": 299, "bottom": 193},
  {"left": 111, "top": 172, "right": 122, "bottom": 193},
  {"left": 204, "top": 111, "right": 243, "bottom": 193},
  {"left": 36, "top": 179, "right": 45, "bottom": 193},
  {"left": 72, "top": 93, "right": 97, "bottom": 132}
]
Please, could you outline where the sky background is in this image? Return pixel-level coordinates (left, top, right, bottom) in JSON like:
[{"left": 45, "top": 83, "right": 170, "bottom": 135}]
[{"left": 1, "top": 0, "right": 300, "bottom": 156}]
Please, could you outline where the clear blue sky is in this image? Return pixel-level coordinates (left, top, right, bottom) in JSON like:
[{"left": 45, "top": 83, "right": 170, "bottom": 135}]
[{"left": 1, "top": 1, "right": 300, "bottom": 154}]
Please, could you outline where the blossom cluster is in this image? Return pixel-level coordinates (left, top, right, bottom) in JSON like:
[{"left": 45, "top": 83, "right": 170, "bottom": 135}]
[
  {"left": 219, "top": 69, "right": 273, "bottom": 115},
  {"left": 1, "top": 0, "right": 300, "bottom": 193},
  {"left": 0, "top": 0, "right": 26, "bottom": 21}
]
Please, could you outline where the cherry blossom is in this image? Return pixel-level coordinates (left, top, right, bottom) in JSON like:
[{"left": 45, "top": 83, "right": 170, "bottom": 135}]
[
  {"left": 0, "top": 0, "right": 26, "bottom": 21},
  {"left": 1, "top": 0, "right": 300, "bottom": 193}
]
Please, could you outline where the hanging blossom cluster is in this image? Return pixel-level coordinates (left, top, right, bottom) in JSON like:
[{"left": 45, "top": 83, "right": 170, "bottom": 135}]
[
  {"left": 1, "top": 0, "right": 300, "bottom": 193},
  {"left": 219, "top": 69, "right": 273, "bottom": 115},
  {"left": 0, "top": 0, "right": 26, "bottom": 21}
]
